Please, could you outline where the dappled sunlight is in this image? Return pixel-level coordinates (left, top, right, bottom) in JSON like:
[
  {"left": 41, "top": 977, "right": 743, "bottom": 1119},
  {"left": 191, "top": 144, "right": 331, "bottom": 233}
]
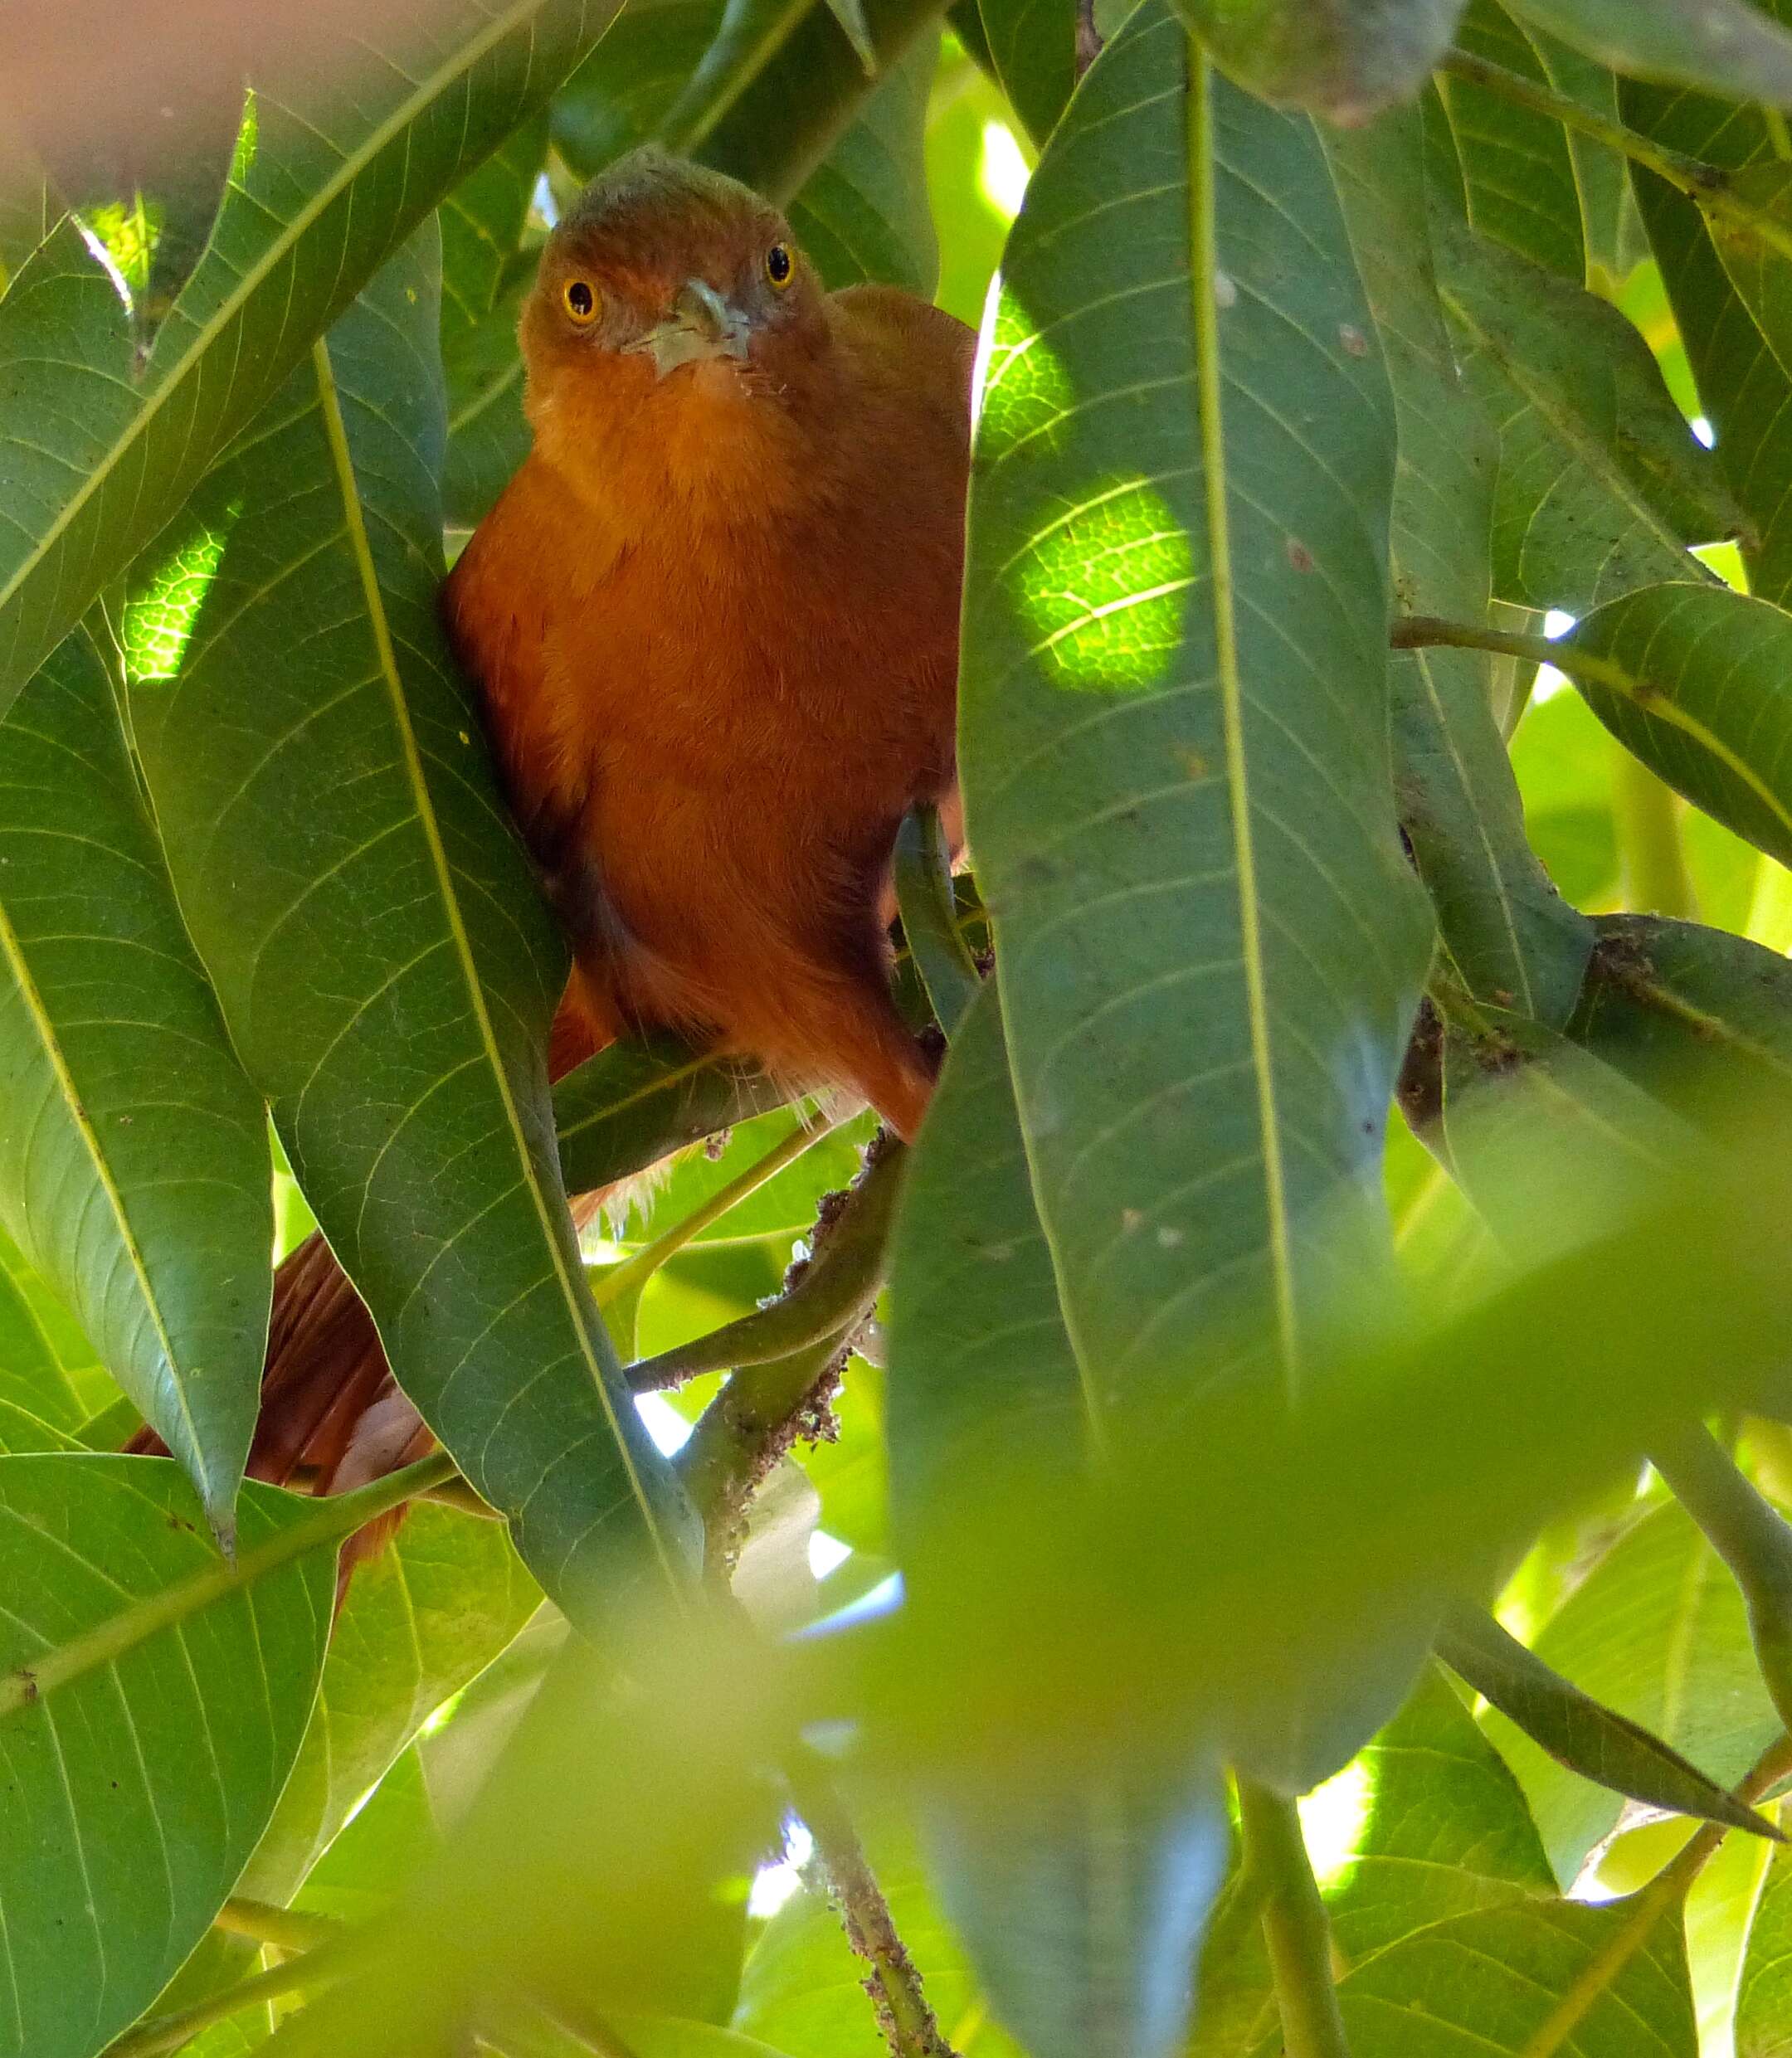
[
  {"left": 1001, "top": 467, "right": 1199, "bottom": 694},
  {"left": 121, "top": 498, "right": 241, "bottom": 685},
  {"left": 1298, "top": 1755, "right": 1377, "bottom": 1890}
]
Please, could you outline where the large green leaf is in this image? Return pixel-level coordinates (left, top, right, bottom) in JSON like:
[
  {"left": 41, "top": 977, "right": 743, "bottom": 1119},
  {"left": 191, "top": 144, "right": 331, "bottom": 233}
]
[
  {"left": 1736, "top": 1837, "right": 1792, "bottom": 2056},
  {"left": 554, "top": 1038, "right": 791, "bottom": 1198},
  {"left": 1327, "top": 1666, "right": 1557, "bottom": 1965},
  {"left": 0, "top": 1454, "right": 334, "bottom": 2058},
  {"left": 1512, "top": 0, "right": 1792, "bottom": 104},
  {"left": 1332, "top": 1893, "right": 1697, "bottom": 2055},
  {"left": 1437, "top": 1603, "right": 1778, "bottom": 1841},
  {"left": 886, "top": 980, "right": 1230, "bottom": 2058},
  {"left": 1623, "top": 48, "right": 1792, "bottom": 603},
  {"left": 1436, "top": 226, "right": 1725, "bottom": 613},
  {"left": 554, "top": 0, "right": 940, "bottom": 291},
  {"left": 959, "top": 2, "right": 1429, "bottom": 1399},
  {"left": 1327, "top": 109, "right": 1594, "bottom": 1025},
  {"left": 0, "top": 616, "right": 270, "bottom": 1533},
  {"left": 1437, "top": 0, "right": 1586, "bottom": 280},
  {"left": 0, "top": 1396, "right": 82, "bottom": 1452},
  {"left": 1205, "top": 1665, "right": 1558, "bottom": 2056},
  {"left": 1176, "top": 0, "right": 1468, "bottom": 120},
  {"left": 0, "top": 1221, "right": 100, "bottom": 1428},
  {"left": 785, "top": 36, "right": 938, "bottom": 297},
  {"left": 975, "top": 0, "right": 1076, "bottom": 147},
  {"left": 1483, "top": 1500, "right": 1783, "bottom": 1886},
  {"left": 441, "top": 115, "right": 548, "bottom": 531},
  {"left": 0, "top": 0, "right": 622, "bottom": 727},
  {"left": 1560, "top": 583, "right": 1792, "bottom": 869},
  {"left": 237, "top": 1505, "right": 540, "bottom": 1903},
  {"left": 121, "top": 236, "right": 696, "bottom": 1623},
  {"left": 1568, "top": 913, "right": 1792, "bottom": 1128}
]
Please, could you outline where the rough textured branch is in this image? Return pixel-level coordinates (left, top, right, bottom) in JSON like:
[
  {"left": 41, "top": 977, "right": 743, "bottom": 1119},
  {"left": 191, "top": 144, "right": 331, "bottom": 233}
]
[{"left": 630, "top": 1137, "right": 904, "bottom": 1390}]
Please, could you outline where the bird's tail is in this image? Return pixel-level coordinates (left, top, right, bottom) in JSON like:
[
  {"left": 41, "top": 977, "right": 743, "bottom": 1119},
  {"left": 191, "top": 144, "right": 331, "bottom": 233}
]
[{"left": 124, "top": 989, "right": 619, "bottom": 1570}]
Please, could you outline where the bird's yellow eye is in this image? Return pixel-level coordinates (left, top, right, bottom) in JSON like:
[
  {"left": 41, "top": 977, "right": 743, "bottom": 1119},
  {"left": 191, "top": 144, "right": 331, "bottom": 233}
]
[
  {"left": 562, "top": 278, "right": 600, "bottom": 325},
  {"left": 765, "top": 242, "right": 794, "bottom": 291}
]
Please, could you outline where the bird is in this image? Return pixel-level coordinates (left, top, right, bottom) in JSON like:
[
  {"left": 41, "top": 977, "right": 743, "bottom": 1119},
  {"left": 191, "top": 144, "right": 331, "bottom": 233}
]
[{"left": 130, "top": 148, "right": 976, "bottom": 1510}]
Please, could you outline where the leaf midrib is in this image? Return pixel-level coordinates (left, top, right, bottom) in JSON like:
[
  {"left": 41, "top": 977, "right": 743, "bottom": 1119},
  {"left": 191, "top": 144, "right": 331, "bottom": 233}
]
[
  {"left": 1188, "top": 41, "right": 1300, "bottom": 1395},
  {"left": 309, "top": 338, "right": 687, "bottom": 1602}
]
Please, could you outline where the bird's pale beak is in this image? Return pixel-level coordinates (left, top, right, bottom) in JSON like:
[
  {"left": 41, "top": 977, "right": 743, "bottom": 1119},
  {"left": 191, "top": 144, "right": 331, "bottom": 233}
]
[{"left": 631, "top": 279, "right": 752, "bottom": 377}]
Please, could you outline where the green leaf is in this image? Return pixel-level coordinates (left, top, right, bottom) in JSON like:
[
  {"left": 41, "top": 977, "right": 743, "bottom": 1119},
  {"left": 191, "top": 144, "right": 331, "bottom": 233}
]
[
  {"left": 236, "top": 1504, "right": 540, "bottom": 1903},
  {"left": 1332, "top": 1893, "right": 1698, "bottom": 2055},
  {"left": 553, "top": 0, "right": 940, "bottom": 293},
  {"left": 554, "top": 1037, "right": 793, "bottom": 1199},
  {"left": 1176, "top": 0, "right": 1468, "bottom": 121},
  {"left": 1326, "top": 109, "right": 1595, "bottom": 1025},
  {"left": 121, "top": 236, "right": 696, "bottom": 1623},
  {"left": 639, "top": 1110, "right": 871, "bottom": 1249},
  {"left": 0, "top": 1453, "right": 334, "bottom": 2058},
  {"left": 1623, "top": 57, "right": 1792, "bottom": 601},
  {"left": 441, "top": 115, "right": 548, "bottom": 530},
  {"left": 678, "top": 0, "right": 948, "bottom": 215},
  {"left": 959, "top": 3, "right": 1429, "bottom": 1400},
  {"left": 1483, "top": 1500, "right": 1783, "bottom": 1885},
  {"left": 1436, "top": 226, "right": 1726, "bottom": 612},
  {"left": 823, "top": 0, "right": 882, "bottom": 68},
  {"left": 1560, "top": 583, "right": 1792, "bottom": 869},
  {"left": 0, "top": 619, "right": 271, "bottom": 1535},
  {"left": 1508, "top": 19, "right": 1633, "bottom": 284},
  {"left": 1436, "top": 0, "right": 1587, "bottom": 281},
  {"left": 976, "top": 0, "right": 1077, "bottom": 147},
  {"left": 0, "top": 1221, "right": 100, "bottom": 1428},
  {"left": 786, "top": 35, "right": 939, "bottom": 297},
  {"left": 0, "top": 1396, "right": 82, "bottom": 1451},
  {"left": 924, "top": 1761, "right": 1229, "bottom": 2058},
  {"left": 1568, "top": 913, "right": 1792, "bottom": 1129},
  {"left": 1511, "top": 0, "right": 1792, "bottom": 105},
  {"left": 887, "top": 981, "right": 1230, "bottom": 2058},
  {"left": 1327, "top": 1666, "right": 1558, "bottom": 1963},
  {"left": 0, "top": 0, "right": 621, "bottom": 727},
  {"left": 1736, "top": 1837, "right": 1792, "bottom": 2056},
  {"left": 1438, "top": 1604, "right": 1780, "bottom": 1843}
]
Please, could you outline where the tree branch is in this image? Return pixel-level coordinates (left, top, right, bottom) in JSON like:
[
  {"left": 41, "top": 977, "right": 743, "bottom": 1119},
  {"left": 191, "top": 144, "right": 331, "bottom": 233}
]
[
  {"left": 786, "top": 1745, "right": 962, "bottom": 2058},
  {"left": 213, "top": 1896, "right": 342, "bottom": 1953},
  {"left": 592, "top": 1104, "right": 849, "bottom": 1310},
  {"left": 678, "top": 1129, "right": 906, "bottom": 1568},
  {"left": 1519, "top": 1730, "right": 1792, "bottom": 2058},
  {"left": 629, "top": 1136, "right": 903, "bottom": 1390},
  {"left": 1236, "top": 1777, "right": 1351, "bottom": 2058},
  {"left": 107, "top": 1937, "right": 352, "bottom": 2056}
]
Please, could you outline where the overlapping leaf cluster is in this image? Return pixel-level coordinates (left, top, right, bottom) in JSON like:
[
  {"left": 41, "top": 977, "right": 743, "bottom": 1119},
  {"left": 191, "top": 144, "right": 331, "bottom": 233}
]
[{"left": 12, "top": 0, "right": 1792, "bottom": 2055}]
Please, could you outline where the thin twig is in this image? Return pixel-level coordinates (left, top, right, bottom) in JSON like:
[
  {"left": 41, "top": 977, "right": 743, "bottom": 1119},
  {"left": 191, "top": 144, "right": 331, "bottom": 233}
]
[
  {"left": 0, "top": 1449, "right": 457, "bottom": 1720},
  {"left": 628, "top": 1142, "right": 904, "bottom": 1390},
  {"left": 106, "top": 1938, "right": 352, "bottom": 2056},
  {"left": 787, "top": 1745, "right": 961, "bottom": 2058},
  {"left": 592, "top": 1103, "right": 848, "bottom": 1309},
  {"left": 214, "top": 1896, "right": 342, "bottom": 1953},
  {"left": 1443, "top": 49, "right": 1792, "bottom": 264},
  {"left": 1439, "top": 51, "right": 1726, "bottom": 202},
  {"left": 1237, "top": 1778, "right": 1351, "bottom": 2058}
]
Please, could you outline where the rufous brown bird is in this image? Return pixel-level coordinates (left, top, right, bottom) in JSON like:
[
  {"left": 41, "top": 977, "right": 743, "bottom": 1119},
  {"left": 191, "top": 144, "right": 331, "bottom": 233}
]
[{"left": 132, "top": 148, "right": 976, "bottom": 1506}]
